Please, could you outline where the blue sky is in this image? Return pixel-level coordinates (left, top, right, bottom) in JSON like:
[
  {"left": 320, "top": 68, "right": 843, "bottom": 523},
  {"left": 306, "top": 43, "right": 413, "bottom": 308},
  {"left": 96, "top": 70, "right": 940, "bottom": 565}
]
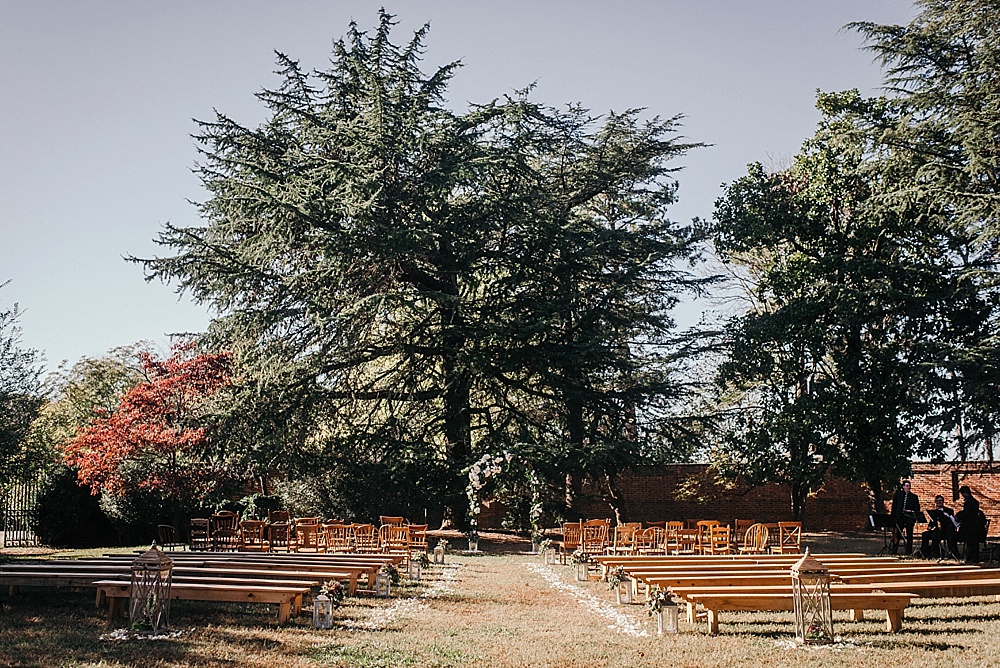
[{"left": 0, "top": 1, "right": 915, "bottom": 372}]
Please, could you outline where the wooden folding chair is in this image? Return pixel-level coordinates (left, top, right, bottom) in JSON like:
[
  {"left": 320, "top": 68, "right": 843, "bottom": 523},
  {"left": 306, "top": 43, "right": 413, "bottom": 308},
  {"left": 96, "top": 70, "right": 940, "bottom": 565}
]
[
  {"left": 323, "top": 523, "right": 355, "bottom": 552},
  {"left": 210, "top": 511, "right": 240, "bottom": 551},
  {"left": 353, "top": 523, "right": 381, "bottom": 554},
  {"left": 560, "top": 522, "right": 581, "bottom": 564},
  {"left": 705, "top": 525, "right": 732, "bottom": 555},
  {"left": 239, "top": 519, "right": 269, "bottom": 552}
]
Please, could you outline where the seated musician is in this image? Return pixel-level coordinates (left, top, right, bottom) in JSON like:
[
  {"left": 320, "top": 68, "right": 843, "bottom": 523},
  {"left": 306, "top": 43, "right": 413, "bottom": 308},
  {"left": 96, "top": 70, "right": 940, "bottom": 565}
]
[{"left": 921, "top": 494, "right": 958, "bottom": 559}]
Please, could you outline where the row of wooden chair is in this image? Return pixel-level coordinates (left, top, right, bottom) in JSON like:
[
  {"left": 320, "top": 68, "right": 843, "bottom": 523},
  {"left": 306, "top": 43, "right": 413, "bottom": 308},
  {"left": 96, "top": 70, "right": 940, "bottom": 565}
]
[{"left": 559, "top": 519, "right": 802, "bottom": 560}]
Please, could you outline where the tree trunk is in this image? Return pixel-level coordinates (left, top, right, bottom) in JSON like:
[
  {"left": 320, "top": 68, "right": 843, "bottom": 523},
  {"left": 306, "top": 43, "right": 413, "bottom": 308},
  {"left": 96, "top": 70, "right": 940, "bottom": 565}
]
[
  {"left": 604, "top": 469, "right": 623, "bottom": 525},
  {"left": 868, "top": 477, "right": 886, "bottom": 515},
  {"left": 790, "top": 481, "right": 809, "bottom": 523}
]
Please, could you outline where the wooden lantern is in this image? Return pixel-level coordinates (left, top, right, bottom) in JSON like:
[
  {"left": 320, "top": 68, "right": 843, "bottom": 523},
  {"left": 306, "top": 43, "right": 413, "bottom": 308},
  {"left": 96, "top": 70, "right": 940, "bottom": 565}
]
[
  {"left": 791, "top": 549, "right": 834, "bottom": 644},
  {"left": 129, "top": 543, "right": 173, "bottom": 634}
]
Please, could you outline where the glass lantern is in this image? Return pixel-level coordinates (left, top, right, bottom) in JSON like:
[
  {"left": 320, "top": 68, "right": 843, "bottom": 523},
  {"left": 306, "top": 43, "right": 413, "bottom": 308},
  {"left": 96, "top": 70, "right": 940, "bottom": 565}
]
[
  {"left": 408, "top": 558, "right": 422, "bottom": 581},
  {"left": 468, "top": 534, "right": 479, "bottom": 552},
  {"left": 616, "top": 577, "right": 633, "bottom": 605},
  {"left": 433, "top": 543, "right": 446, "bottom": 564},
  {"left": 374, "top": 571, "right": 391, "bottom": 597},
  {"left": 544, "top": 547, "right": 557, "bottom": 565},
  {"left": 312, "top": 592, "right": 334, "bottom": 629},
  {"left": 575, "top": 560, "right": 589, "bottom": 581},
  {"left": 791, "top": 549, "right": 834, "bottom": 644},
  {"left": 129, "top": 543, "right": 173, "bottom": 634},
  {"left": 658, "top": 598, "right": 679, "bottom": 635}
]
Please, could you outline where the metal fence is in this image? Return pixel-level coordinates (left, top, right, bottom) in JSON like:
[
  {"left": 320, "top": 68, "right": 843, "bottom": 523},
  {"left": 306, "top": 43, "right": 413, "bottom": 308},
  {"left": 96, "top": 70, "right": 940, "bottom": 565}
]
[{"left": 1, "top": 480, "right": 41, "bottom": 547}]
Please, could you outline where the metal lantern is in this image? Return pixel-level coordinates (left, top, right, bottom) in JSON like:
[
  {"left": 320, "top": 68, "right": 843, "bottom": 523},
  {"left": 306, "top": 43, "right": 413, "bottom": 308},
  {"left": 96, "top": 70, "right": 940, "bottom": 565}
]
[
  {"left": 616, "top": 577, "right": 633, "bottom": 605},
  {"left": 374, "top": 571, "right": 391, "bottom": 597},
  {"left": 468, "top": 535, "right": 479, "bottom": 552},
  {"left": 544, "top": 547, "right": 557, "bottom": 565},
  {"left": 575, "top": 560, "right": 589, "bottom": 581},
  {"left": 129, "top": 543, "right": 173, "bottom": 634},
  {"left": 312, "top": 592, "right": 334, "bottom": 629},
  {"left": 433, "top": 544, "right": 446, "bottom": 564},
  {"left": 408, "top": 558, "right": 422, "bottom": 581},
  {"left": 658, "top": 598, "right": 680, "bottom": 635},
  {"left": 791, "top": 549, "right": 834, "bottom": 644}
]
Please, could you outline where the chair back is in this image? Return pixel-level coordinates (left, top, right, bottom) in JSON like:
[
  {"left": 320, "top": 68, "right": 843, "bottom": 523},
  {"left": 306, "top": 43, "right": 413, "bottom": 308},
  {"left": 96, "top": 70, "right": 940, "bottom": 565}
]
[
  {"left": 740, "top": 523, "right": 770, "bottom": 554},
  {"left": 408, "top": 524, "right": 429, "bottom": 554},
  {"left": 296, "top": 522, "right": 323, "bottom": 552},
  {"left": 156, "top": 524, "right": 185, "bottom": 551},
  {"left": 612, "top": 525, "right": 638, "bottom": 554},
  {"left": 695, "top": 520, "right": 721, "bottom": 553},
  {"left": 635, "top": 526, "right": 665, "bottom": 554},
  {"left": 706, "top": 525, "right": 732, "bottom": 554},
  {"left": 353, "top": 523, "right": 380, "bottom": 553},
  {"left": 239, "top": 519, "right": 268, "bottom": 551},
  {"left": 211, "top": 511, "right": 240, "bottom": 551},
  {"left": 268, "top": 522, "right": 293, "bottom": 552},
  {"left": 379, "top": 524, "right": 411, "bottom": 564},
  {"left": 189, "top": 518, "right": 210, "bottom": 551},
  {"left": 379, "top": 515, "right": 406, "bottom": 526},
  {"left": 323, "top": 523, "right": 355, "bottom": 552},
  {"left": 294, "top": 516, "right": 322, "bottom": 526},
  {"left": 580, "top": 519, "right": 609, "bottom": 556},
  {"left": 268, "top": 509, "right": 290, "bottom": 524},
  {"left": 561, "top": 523, "right": 582, "bottom": 551},
  {"left": 734, "top": 518, "right": 756, "bottom": 539},
  {"left": 673, "top": 528, "right": 699, "bottom": 554},
  {"left": 777, "top": 521, "right": 802, "bottom": 553}
]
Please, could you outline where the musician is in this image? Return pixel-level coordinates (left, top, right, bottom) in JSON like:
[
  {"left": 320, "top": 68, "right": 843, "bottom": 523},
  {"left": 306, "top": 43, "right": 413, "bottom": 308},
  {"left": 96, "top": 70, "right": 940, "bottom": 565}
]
[
  {"left": 955, "top": 485, "right": 986, "bottom": 563},
  {"left": 890, "top": 480, "right": 920, "bottom": 555},
  {"left": 920, "top": 494, "right": 957, "bottom": 558}
]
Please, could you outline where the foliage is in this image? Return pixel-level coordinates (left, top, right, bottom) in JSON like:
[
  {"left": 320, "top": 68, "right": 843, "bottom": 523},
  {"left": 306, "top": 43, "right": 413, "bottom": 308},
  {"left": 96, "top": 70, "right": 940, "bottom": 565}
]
[
  {"left": 379, "top": 563, "right": 400, "bottom": 586},
  {"left": 61, "top": 345, "right": 234, "bottom": 500},
  {"left": 0, "top": 287, "right": 45, "bottom": 482},
  {"left": 31, "top": 466, "right": 116, "bottom": 548},
  {"left": 606, "top": 565, "right": 626, "bottom": 590},
  {"left": 646, "top": 586, "right": 673, "bottom": 615},
  {"left": 847, "top": 0, "right": 1000, "bottom": 463},
  {"left": 319, "top": 579, "right": 345, "bottom": 607},
  {"left": 136, "top": 11, "right": 711, "bottom": 523},
  {"left": 570, "top": 548, "right": 589, "bottom": 565}
]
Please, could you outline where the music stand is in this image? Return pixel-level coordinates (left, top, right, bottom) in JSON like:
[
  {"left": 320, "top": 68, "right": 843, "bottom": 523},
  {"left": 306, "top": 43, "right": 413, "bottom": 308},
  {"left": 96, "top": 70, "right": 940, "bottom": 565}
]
[{"left": 870, "top": 513, "right": 897, "bottom": 556}]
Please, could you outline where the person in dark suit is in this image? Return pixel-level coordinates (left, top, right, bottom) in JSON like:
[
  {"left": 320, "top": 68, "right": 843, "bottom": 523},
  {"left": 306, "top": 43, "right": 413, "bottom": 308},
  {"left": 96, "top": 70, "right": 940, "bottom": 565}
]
[
  {"left": 955, "top": 485, "right": 985, "bottom": 563},
  {"left": 921, "top": 494, "right": 957, "bottom": 558},
  {"left": 890, "top": 480, "right": 920, "bottom": 555}
]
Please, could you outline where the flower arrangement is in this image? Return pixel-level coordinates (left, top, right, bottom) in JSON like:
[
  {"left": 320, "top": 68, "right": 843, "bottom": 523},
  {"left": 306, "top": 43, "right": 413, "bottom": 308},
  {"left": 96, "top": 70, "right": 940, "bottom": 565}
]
[
  {"left": 646, "top": 587, "right": 671, "bottom": 616},
  {"left": 380, "top": 563, "right": 400, "bottom": 585},
  {"left": 437, "top": 539, "right": 449, "bottom": 551},
  {"left": 414, "top": 552, "right": 431, "bottom": 568},
  {"left": 570, "top": 548, "right": 590, "bottom": 565},
  {"left": 320, "top": 579, "right": 345, "bottom": 607},
  {"left": 538, "top": 538, "right": 553, "bottom": 553},
  {"left": 606, "top": 565, "right": 626, "bottom": 591}
]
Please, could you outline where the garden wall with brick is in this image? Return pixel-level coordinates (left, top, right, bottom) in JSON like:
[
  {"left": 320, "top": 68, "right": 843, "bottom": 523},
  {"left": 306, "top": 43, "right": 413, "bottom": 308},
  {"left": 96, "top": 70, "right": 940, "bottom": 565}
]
[{"left": 478, "top": 461, "right": 1000, "bottom": 534}]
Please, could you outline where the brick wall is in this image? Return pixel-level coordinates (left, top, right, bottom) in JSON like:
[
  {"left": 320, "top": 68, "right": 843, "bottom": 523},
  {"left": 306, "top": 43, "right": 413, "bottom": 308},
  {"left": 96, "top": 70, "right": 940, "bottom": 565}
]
[
  {"left": 570, "top": 464, "right": 869, "bottom": 532},
  {"left": 476, "top": 461, "right": 1000, "bottom": 534},
  {"left": 909, "top": 463, "right": 1000, "bottom": 536}
]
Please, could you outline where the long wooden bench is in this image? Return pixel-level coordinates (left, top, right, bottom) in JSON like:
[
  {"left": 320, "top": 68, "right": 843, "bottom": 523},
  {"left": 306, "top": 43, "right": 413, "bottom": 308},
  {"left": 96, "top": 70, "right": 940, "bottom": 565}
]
[
  {"left": 94, "top": 580, "right": 308, "bottom": 624},
  {"left": 685, "top": 591, "right": 917, "bottom": 635}
]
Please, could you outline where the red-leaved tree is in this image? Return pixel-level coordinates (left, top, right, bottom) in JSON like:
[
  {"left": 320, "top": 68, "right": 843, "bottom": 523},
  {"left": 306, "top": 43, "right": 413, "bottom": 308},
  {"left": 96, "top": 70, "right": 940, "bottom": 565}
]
[{"left": 63, "top": 346, "right": 233, "bottom": 500}]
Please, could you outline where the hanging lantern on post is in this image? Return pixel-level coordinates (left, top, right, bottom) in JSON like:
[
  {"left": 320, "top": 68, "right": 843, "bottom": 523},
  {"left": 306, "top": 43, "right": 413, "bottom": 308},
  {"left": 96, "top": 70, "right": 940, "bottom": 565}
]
[
  {"left": 791, "top": 548, "right": 834, "bottom": 644},
  {"left": 129, "top": 543, "right": 173, "bottom": 635},
  {"left": 312, "top": 592, "right": 334, "bottom": 629}
]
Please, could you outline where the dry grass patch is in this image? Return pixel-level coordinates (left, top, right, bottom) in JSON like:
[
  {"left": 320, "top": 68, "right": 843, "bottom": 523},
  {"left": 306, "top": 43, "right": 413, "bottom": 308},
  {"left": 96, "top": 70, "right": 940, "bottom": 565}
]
[{"left": 2, "top": 535, "right": 1000, "bottom": 667}]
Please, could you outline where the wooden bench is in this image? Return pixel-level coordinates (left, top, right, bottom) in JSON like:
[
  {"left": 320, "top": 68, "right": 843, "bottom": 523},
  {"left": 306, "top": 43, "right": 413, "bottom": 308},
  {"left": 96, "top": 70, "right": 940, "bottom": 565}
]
[
  {"left": 95, "top": 580, "right": 309, "bottom": 624},
  {"left": 685, "top": 591, "right": 916, "bottom": 634}
]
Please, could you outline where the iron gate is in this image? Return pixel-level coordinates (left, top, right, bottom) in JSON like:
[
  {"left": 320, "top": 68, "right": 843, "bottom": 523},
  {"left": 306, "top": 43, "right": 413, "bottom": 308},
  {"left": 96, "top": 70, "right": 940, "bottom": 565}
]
[{"left": 2, "top": 480, "right": 40, "bottom": 547}]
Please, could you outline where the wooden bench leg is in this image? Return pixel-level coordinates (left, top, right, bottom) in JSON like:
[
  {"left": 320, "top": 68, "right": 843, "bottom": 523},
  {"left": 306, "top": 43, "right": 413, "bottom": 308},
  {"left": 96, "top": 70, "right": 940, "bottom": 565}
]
[
  {"left": 707, "top": 609, "right": 720, "bottom": 635},
  {"left": 886, "top": 608, "right": 903, "bottom": 633},
  {"left": 292, "top": 593, "right": 302, "bottom": 616},
  {"left": 277, "top": 601, "right": 291, "bottom": 624},
  {"left": 347, "top": 575, "right": 358, "bottom": 596},
  {"left": 8, "top": 585, "right": 19, "bottom": 597},
  {"left": 107, "top": 596, "right": 125, "bottom": 622},
  {"left": 850, "top": 608, "right": 864, "bottom": 621}
]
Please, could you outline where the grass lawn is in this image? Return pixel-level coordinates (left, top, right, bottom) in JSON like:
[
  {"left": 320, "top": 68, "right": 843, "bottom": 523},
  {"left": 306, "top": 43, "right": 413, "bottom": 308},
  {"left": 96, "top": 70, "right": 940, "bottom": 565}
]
[{"left": 2, "top": 531, "right": 999, "bottom": 667}]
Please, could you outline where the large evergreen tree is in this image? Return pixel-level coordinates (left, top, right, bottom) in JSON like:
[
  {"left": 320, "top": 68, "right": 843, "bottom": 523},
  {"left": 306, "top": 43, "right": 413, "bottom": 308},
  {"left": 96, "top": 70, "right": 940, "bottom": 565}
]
[{"left": 139, "top": 13, "right": 708, "bottom": 523}]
